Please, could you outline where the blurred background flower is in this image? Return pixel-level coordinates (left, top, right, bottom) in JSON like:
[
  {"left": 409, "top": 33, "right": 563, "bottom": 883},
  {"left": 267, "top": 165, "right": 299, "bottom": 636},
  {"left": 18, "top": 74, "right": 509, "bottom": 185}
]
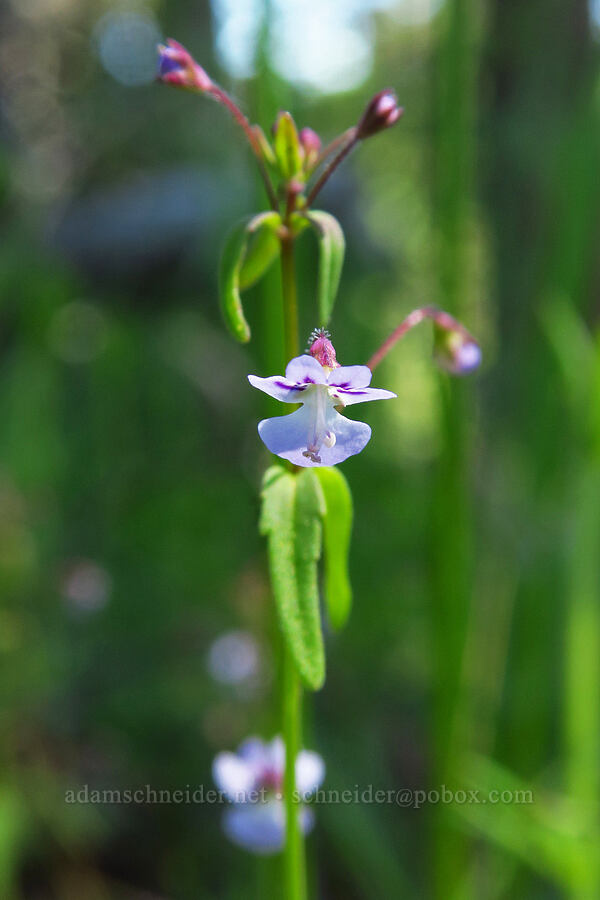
[{"left": 213, "top": 736, "right": 324, "bottom": 853}]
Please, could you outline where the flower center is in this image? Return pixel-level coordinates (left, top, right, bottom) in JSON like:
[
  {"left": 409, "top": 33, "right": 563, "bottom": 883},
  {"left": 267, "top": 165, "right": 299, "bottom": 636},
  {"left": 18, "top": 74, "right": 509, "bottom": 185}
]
[{"left": 301, "top": 384, "right": 338, "bottom": 462}]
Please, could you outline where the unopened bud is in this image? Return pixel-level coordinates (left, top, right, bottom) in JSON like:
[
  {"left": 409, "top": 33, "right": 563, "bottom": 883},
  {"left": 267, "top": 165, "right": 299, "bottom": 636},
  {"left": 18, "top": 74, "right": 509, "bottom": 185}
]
[
  {"left": 252, "top": 125, "right": 276, "bottom": 165},
  {"left": 157, "top": 39, "right": 212, "bottom": 92},
  {"left": 272, "top": 111, "right": 303, "bottom": 180},
  {"left": 356, "top": 89, "right": 403, "bottom": 139},
  {"left": 308, "top": 328, "right": 339, "bottom": 369},
  {"left": 299, "top": 127, "right": 322, "bottom": 172},
  {"left": 434, "top": 325, "right": 481, "bottom": 376}
]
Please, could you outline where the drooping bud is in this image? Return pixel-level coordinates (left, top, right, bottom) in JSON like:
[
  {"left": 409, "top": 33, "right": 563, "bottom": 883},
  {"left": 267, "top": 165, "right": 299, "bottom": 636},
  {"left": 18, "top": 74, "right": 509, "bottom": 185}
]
[
  {"left": 308, "top": 328, "right": 340, "bottom": 369},
  {"left": 356, "top": 89, "right": 403, "bottom": 139},
  {"left": 433, "top": 324, "right": 482, "bottom": 376},
  {"left": 157, "top": 39, "right": 213, "bottom": 92},
  {"left": 299, "top": 127, "right": 322, "bottom": 172}
]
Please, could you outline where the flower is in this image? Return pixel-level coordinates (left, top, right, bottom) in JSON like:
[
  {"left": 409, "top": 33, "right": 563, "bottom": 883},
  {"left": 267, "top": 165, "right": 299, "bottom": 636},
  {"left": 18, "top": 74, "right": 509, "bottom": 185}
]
[
  {"left": 157, "top": 39, "right": 212, "bottom": 92},
  {"left": 248, "top": 346, "right": 396, "bottom": 467},
  {"left": 213, "top": 736, "right": 325, "bottom": 854},
  {"left": 356, "top": 89, "right": 404, "bottom": 139}
]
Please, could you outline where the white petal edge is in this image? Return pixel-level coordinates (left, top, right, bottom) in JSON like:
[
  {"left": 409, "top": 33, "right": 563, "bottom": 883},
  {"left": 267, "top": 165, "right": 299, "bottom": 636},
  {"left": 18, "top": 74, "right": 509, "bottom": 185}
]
[
  {"left": 212, "top": 752, "right": 257, "bottom": 802},
  {"left": 285, "top": 355, "right": 327, "bottom": 385},
  {"left": 296, "top": 751, "right": 325, "bottom": 798},
  {"left": 334, "top": 387, "right": 397, "bottom": 407},
  {"left": 248, "top": 374, "right": 309, "bottom": 403}
]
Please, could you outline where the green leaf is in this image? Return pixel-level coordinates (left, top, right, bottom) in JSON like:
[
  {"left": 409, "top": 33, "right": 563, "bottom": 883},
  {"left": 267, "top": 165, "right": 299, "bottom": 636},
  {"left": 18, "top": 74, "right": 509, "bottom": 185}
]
[
  {"left": 260, "top": 465, "right": 326, "bottom": 690},
  {"left": 239, "top": 221, "right": 280, "bottom": 291},
  {"left": 273, "top": 112, "right": 302, "bottom": 180},
  {"left": 306, "top": 211, "right": 345, "bottom": 326},
  {"left": 315, "top": 466, "right": 353, "bottom": 629},
  {"left": 218, "top": 213, "right": 281, "bottom": 343}
]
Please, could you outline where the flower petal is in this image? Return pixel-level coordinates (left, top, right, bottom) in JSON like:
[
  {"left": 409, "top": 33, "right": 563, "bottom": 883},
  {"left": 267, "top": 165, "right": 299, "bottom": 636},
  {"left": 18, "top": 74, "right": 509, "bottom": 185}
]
[
  {"left": 248, "top": 374, "right": 309, "bottom": 403},
  {"left": 237, "top": 737, "right": 269, "bottom": 765},
  {"left": 296, "top": 751, "right": 325, "bottom": 798},
  {"left": 327, "top": 365, "right": 373, "bottom": 389},
  {"left": 222, "top": 802, "right": 315, "bottom": 855},
  {"left": 212, "top": 752, "right": 256, "bottom": 802},
  {"left": 222, "top": 802, "right": 285, "bottom": 854},
  {"left": 268, "top": 736, "right": 285, "bottom": 775},
  {"left": 334, "top": 387, "right": 397, "bottom": 407},
  {"left": 285, "top": 355, "right": 327, "bottom": 385},
  {"left": 258, "top": 407, "right": 371, "bottom": 467}
]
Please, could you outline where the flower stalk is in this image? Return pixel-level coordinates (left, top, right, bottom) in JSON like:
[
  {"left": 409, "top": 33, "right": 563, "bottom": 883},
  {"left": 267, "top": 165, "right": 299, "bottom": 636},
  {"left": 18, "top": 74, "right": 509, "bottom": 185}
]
[
  {"left": 283, "top": 645, "right": 305, "bottom": 900},
  {"left": 367, "top": 305, "right": 481, "bottom": 375},
  {"left": 279, "top": 193, "right": 306, "bottom": 900}
]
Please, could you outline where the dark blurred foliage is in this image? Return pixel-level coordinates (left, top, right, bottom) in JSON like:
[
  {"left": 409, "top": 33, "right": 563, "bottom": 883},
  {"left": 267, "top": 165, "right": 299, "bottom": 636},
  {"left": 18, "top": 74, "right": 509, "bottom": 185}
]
[{"left": 1, "top": 0, "right": 600, "bottom": 898}]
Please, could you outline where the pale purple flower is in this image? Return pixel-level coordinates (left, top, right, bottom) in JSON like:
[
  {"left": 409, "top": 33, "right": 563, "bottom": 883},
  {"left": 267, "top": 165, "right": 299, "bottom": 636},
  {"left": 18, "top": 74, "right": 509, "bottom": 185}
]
[
  {"left": 213, "top": 736, "right": 325, "bottom": 854},
  {"left": 248, "top": 354, "right": 396, "bottom": 467}
]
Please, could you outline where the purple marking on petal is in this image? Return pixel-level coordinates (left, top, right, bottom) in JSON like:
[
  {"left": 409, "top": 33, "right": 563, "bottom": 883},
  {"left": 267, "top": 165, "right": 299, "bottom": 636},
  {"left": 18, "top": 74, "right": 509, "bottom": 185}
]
[
  {"left": 273, "top": 380, "right": 307, "bottom": 391},
  {"left": 328, "top": 365, "right": 372, "bottom": 390},
  {"left": 248, "top": 375, "right": 307, "bottom": 403}
]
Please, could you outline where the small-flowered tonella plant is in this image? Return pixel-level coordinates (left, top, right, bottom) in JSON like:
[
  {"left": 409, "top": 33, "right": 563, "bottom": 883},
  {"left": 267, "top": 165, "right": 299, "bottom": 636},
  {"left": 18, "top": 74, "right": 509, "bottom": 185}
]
[
  {"left": 156, "top": 38, "right": 480, "bottom": 898},
  {"left": 249, "top": 330, "right": 396, "bottom": 466},
  {"left": 213, "top": 737, "right": 325, "bottom": 854}
]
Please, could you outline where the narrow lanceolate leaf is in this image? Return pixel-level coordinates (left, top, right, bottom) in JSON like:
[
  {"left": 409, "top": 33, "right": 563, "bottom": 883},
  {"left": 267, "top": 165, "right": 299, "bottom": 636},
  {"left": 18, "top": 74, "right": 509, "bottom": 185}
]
[
  {"left": 315, "top": 467, "right": 353, "bottom": 629},
  {"left": 219, "top": 213, "right": 281, "bottom": 343},
  {"left": 306, "top": 211, "right": 345, "bottom": 327},
  {"left": 260, "top": 465, "right": 326, "bottom": 690},
  {"left": 239, "top": 212, "right": 281, "bottom": 289}
]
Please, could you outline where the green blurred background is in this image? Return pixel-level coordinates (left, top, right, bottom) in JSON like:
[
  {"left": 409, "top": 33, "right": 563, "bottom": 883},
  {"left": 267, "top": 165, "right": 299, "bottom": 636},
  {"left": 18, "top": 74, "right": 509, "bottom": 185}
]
[{"left": 1, "top": 0, "right": 600, "bottom": 897}]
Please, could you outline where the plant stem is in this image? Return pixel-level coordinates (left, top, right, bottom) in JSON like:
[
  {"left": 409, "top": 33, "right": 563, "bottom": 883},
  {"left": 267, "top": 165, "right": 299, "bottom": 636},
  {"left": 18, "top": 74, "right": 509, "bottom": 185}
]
[
  {"left": 209, "top": 85, "right": 279, "bottom": 211},
  {"left": 282, "top": 644, "right": 305, "bottom": 900},
  {"left": 305, "top": 128, "right": 359, "bottom": 208},
  {"left": 280, "top": 234, "right": 299, "bottom": 363},
  {"left": 279, "top": 205, "right": 306, "bottom": 900}
]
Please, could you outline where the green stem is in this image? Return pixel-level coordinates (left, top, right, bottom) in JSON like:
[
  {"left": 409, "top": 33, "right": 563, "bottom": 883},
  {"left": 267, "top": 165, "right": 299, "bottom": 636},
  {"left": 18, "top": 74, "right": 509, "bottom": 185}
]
[
  {"left": 280, "top": 234, "right": 299, "bottom": 363},
  {"left": 283, "top": 645, "right": 305, "bottom": 900},
  {"left": 278, "top": 216, "right": 306, "bottom": 900}
]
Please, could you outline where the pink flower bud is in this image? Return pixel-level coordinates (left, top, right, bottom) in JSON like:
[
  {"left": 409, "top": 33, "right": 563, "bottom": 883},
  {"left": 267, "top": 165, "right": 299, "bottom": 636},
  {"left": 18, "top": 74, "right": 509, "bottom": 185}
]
[
  {"left": 356, "top": 89, "right": 403, "bottom": 139},
  {"left": 157, "top": 39, "right": 212, "bottom": 92},
  {"left": 308, "top": 328, "right": 339, "bottom": 369},
  {"left": 299, "top": 127, "right": 322, "bottom": 171}
]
